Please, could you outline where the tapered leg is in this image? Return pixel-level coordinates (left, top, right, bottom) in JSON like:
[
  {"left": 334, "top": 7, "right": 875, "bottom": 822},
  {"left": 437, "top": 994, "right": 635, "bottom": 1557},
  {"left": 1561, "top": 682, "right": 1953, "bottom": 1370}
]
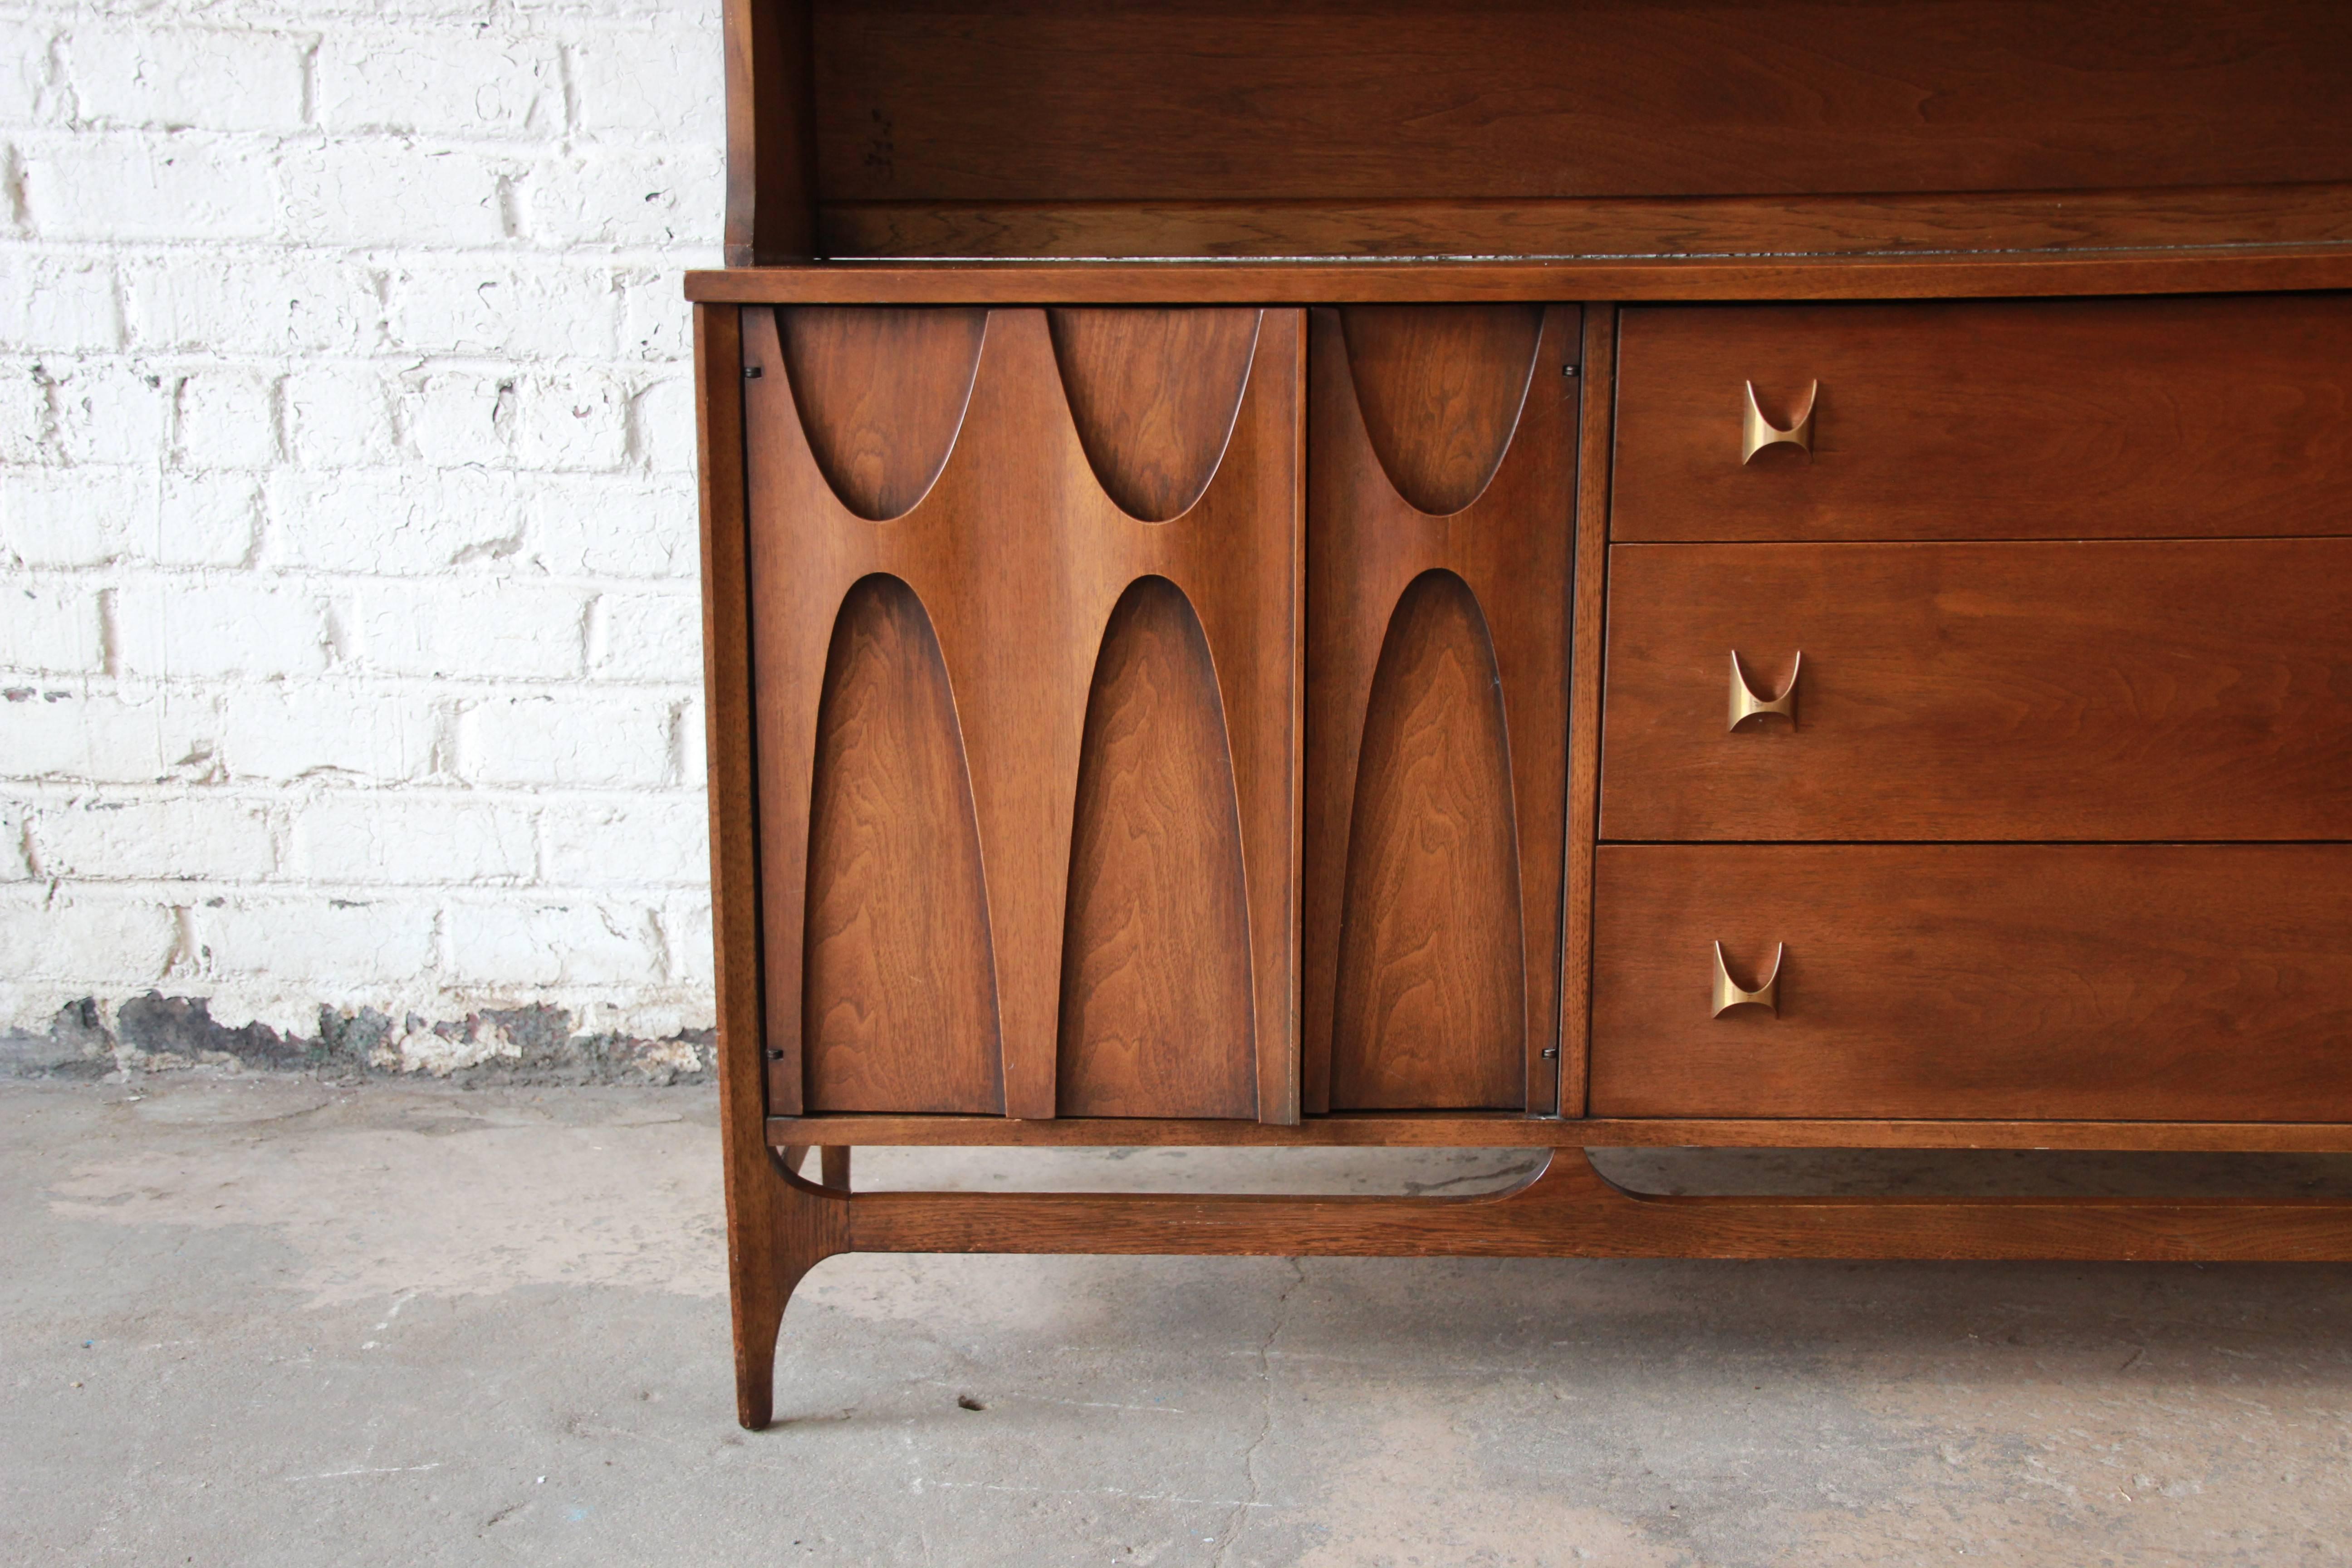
[{"left": 729, "top": 1148, "right": 850, "bottom": 1430}]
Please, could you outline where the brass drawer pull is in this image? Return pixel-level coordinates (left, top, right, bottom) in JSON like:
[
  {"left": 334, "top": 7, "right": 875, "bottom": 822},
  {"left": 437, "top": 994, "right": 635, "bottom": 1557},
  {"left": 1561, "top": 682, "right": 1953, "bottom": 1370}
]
[
  {"left": 1728, "top": 650, "right": 1800, "bottom": 731},
  {"left": 1711, "top": 942, "right": 1784, "bottom": 1018},
  {"left": 1741, "top": 380, "right": 1817, "bottom": 463}
]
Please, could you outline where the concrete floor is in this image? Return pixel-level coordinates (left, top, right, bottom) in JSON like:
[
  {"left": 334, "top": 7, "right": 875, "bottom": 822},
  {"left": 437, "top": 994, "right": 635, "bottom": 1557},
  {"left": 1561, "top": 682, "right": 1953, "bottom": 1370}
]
[{"left": 9, "top": 1079, "right": 2352, "bottom": 1566}]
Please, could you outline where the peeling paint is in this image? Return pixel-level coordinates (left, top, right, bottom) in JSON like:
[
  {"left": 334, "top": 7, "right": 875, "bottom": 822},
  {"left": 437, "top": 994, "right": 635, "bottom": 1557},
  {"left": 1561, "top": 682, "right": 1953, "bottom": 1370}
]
[{"left": 0, "top": 993, "right": 713, "bottom": 1085}]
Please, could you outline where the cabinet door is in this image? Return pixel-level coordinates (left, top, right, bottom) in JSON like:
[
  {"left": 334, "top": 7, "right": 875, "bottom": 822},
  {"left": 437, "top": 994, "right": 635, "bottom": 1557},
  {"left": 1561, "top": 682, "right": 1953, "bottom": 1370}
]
[
  {"left": 1302, "top": 304, "right": 1581, "bottom": 1112},
  {"left": 742, "top": 305, "right": 1303, "bottom": 1121}
]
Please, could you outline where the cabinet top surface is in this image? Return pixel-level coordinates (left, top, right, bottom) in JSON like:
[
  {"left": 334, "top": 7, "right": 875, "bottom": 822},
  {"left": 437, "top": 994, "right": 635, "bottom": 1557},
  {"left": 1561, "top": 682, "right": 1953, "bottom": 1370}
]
[{"left": 685, "top": 243, "right": 2352, "bottom": 304}]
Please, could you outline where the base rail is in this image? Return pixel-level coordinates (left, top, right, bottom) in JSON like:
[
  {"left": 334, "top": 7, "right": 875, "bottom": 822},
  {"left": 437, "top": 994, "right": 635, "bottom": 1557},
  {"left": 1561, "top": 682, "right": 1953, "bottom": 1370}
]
[{"left": 726, "top": 1146, "right": 2352, "bottom": 1428}]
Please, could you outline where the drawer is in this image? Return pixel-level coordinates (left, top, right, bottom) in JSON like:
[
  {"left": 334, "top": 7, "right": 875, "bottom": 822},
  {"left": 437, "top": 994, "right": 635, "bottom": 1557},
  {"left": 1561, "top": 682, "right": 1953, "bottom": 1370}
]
[
  {"left": 1589, "top": 845, "right": 2352, "bottom": 1121},
  {"left": 1612, "top": 294, "right": 2352, "bottom": 542},
  {"left": 1600, "top": 539, "right": 2352, "bottom": 843}
]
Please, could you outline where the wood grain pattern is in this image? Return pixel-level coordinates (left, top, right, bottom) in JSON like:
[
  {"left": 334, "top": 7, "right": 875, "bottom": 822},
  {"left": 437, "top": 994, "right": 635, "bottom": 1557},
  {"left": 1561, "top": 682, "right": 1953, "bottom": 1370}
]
[
  {"left": 723, "top": 0, "right": 815, "bottom": 263},
  {"left": 1330, "top": 571, "right": 1524, "bottom": 1109},
  {"left": 1591, "top": 845, "right": 2352, "bottom": 1122},
  {"left": 1613, "top": 295, "right": 2352, "bottom": 542},
  {"left": 1601, "top": 539, "right": 2352, "bottom": 843},
  {"left": 1339, "top": 305, "right": 1542, "bottom": 514},
  {"left": 842, "top": 1150, "right": 2352, "bottom": 1263},
  {"left": 1558, "top": 306, "right": 1616, "bottom": 1120},
  {"left": 720, "top": 1138, "right": 2352, "bottom": 1428},
  {"left": 1048, "top": 308, "right": 1260, "bottom": 521},
  {"left": 1304, "top": 305, "right": 1580, "bottom": 1114},
  {"left": 816, "top": 183, "right": 2352, "bottom": 260},
  {"left": 698, "top": 304, "right": 849, "bottom": 1431},
  {"left": 768, "top": 1114, "right": 2352, "bottom": 1154},
  {"left": 811, "top": 1, "right": 2352, "bottom": 203},
  {"left": 742, "top": 305, "right": 1302, "bottom": 1123},
  {"left": 802, "top": 574, "right": 1002, "bottom": 1112},
  {"left": 776, "top": 305, "right": 985, "bottom": 519},
  {"left": 686, "top": 247, "right": 2352, "bottom": 305},
  {"left": 1058, "top": 577, "right": 1258, "bottom": 1117}
]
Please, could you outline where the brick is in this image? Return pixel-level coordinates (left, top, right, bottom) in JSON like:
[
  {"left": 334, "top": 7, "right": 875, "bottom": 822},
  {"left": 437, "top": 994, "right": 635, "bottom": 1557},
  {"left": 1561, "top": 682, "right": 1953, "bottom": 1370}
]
[
  {"left": 523, "top": 147, "right": 725, "bottom": 249},
  {"left": 384, "top": 261, "right": 619, "bottom": 359},
  {"left": 172, "top": 368, "right": 279, "bottom": 469},
  {"left": 504, "top": 0, "right": 681, "bottom": 20},
  {"left": 0, "top": 0, "right": 738, "bottom": 1016},
  {"left": 278, "top": 139, "right": 513, "bottom": 248},
  {"left": 591, "top": 589, "right": 701, "bottom": 682},
  {"left": 1, "top": 21, "right": 59, "bottom": 125},
  {"left": 396, "top": 368, "right": 514, "bottom": 468},
  {"left": 149, "top": 472, "right": 260, "bottom": 568},
  {"left": 631, "top": 373, "right": 695, "bottom": 473},
  {"left": 2, "top": 467, "right": 152, "bottom": 568},
  {"left": 564, "top": 22, "right": 722, "bottom": 139},
  {"left": 21, "top": 132, "right": 276, "bottom": 242},
  {"left": 114, "top": 581, "right": 330, "bottom": 680},
  {"left": 267, "top": 466, "right": 525, "bottom": 574},
  {"left": 219, "top": 681, "right": 441, "bottom": 783},
  {"left": 0, "top": 581, "right": 105, "bottom": 676},
  {"left": 0, "top": 253, "right": 121, "bottom": 353},
  {"left": 29, "top": 794, "right": 278, "bottom": 882},
  {"left": 0, "top": 887, "right": 178, "bottom": 983},
  {"left": 445, "top": 896, "right": 662, "bottom": 986},
  {"left": 49, "top": 360, "right": 170, "bottom": 466},
  {"left": 198, "top": 895, "right": 437, "bottom": 983},
  {"left": 289, "top": 791, "right": 534, "bottom": 884},
  {"left": 316, "top": 31, "right": 559, "bottom": 137},
  {"left": 459, "top": 690, "right": 675, "bottom": 788},
  {"left": 663, "top": 893, "right": 714, "bottom": 985},
  {"left": 539, "top": 794, "right": 706, "bottom": 887},
  {"left": 0, "top": 363, "right": 52, "bottom": 466},
  {"left": 1, "top": 686, "right": 222, "bottom": 785},
  {"left": 522, "top": 472, "right": 695, "bottom": 578},
  {"left": 351, "top": 580, "right": 587, "bottom": 680},
  {"left": 512, "top": 368, "right": 628, "bottom": 470},
  {"left": 122, "top": 254, "right": 382, "bottom": 356},
  {"left": 64, "top": 26, "right": 309, "bottom": 132},
  {"left": 675, "top": 696, "right": 704, "bottom": 789},
  {"left": 615, "top": 265, "right": 700, "bottom": 362},
  {"left": 0, "top": 799, "right": 29, "bottom": 881},
  {"left": 283, "top": 365, "right": 399, "bottom": 467}
]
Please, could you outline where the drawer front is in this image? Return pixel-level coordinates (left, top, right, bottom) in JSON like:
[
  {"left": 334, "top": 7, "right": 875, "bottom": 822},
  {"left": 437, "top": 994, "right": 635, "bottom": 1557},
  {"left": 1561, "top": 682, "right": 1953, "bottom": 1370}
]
[
  {"left": 1590, "top": 845, "right": 2352, "bottom": 1121},
  {"left": 1612, "top": 294, "right": 2352, "bottom": 543},
  {"left": 1600, "top": 539, "right": 2352, "bottom": 843}
]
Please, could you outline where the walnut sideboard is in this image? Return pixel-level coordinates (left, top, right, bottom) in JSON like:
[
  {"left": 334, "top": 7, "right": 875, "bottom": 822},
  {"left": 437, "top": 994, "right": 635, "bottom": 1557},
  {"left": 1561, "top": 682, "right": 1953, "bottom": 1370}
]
[{"left": 688, "top": 0, "right": 2352, "bottom": 1427}]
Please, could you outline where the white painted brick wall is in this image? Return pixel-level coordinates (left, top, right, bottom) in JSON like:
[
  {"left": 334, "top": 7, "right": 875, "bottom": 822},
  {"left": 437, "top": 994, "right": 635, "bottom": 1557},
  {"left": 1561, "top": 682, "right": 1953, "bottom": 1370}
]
[{"left": 0, "top": 0, "right": 725, "bottom": 1069}]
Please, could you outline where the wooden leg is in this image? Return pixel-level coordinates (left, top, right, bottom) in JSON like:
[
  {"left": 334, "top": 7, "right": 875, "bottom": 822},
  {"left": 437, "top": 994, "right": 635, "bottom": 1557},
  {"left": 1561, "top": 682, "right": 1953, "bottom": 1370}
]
[
  {"left": 728, "top": 1148, "right": 850, "bottom": 1430},
  {"left": 729, "top": 1145, "right": 2352, "bottom": 1418}
]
